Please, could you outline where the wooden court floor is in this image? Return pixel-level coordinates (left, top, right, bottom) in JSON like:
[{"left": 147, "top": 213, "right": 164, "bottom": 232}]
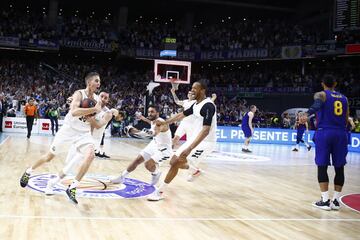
[{"left": 0, "top": 133, "right": 359, "bottom": 240}]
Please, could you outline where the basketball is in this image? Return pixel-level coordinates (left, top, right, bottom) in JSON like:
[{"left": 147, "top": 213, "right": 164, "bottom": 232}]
[{"left": 80, "top": 98, "right": 96, "bottom": 108}]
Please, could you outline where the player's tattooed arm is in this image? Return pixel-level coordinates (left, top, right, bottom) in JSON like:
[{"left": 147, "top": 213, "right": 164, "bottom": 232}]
[
  {"left": 314, "top": 91, "right": 326, "bottom": 101},
  {"left": 307, "top": 91, "right": 326, "bottom": 116}
]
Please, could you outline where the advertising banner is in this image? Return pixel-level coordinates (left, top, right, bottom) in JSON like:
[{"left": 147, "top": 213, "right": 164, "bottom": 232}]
[{"left": 216, "top": 126, "right": 360, "bottom": 153}]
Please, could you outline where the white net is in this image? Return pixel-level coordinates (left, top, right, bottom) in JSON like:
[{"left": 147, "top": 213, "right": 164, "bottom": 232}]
[{"left": 171, "top": 81, "right": 179, "bottom": 91}]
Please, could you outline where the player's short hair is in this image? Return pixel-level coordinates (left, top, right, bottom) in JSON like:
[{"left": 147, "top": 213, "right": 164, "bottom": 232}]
[
  {"left": 118, "top": 111, "right": 125, "bottom": 118},
  {"left": 250, "top": 105, "right": 256, "bottom": 110},
  {"left": 322, "top": 74, "right": 336, "bottom": 88},
  {"left": 85, "top": 71, "right": 100, "bottom": 83},
  {"left": 196, "top": 80, "right": 208, "bottom": 91},
  {"left": 28, "top": 97, "right": 34, "bottom": 102},
  {"left": 148, "top": 105, "right": 159, "bottom": 112}
]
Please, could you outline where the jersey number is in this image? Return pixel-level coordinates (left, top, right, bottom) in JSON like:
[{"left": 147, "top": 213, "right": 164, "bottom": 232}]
[{"left": 334, "top": 101, "right": 343, "bottom": 116}]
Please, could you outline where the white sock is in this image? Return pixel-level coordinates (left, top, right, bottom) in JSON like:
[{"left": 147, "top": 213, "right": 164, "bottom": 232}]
[
  {"left": 189, "top": 164, "right": 198, "bottom": 172},
  {"left": 49, "top": 175, "right": 61, "bottom": 186},
  {"left": 26, "top": 167, "right": 33, "bottom": 174},
  {"left": 121, "top": 170, "right": 129, "bottom": 177},
  {"left": 321, "top": 191, "right": 329, "bottom": 201},
  {"left": 243, "top": 146, "right": 248, "bottom": 150},
  {"left": 305, "top": 142, "right": 309, "bottom": 147},
  {"left": 333, "top": 191, "right": 341, "bottom": 201},
  {"left": 158, "top": 181, "right": 169, "bottom": 191},
  {"left": 152, "top": 165, "right": 159, "bottom": 175},
  {"left": 69, "top": 180, "right": 79, "bottom": 189}
]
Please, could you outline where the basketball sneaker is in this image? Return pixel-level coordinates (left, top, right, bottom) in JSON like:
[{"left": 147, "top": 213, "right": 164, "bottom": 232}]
[
  {"left": 44, "top": 184, "right": 55, "bottom": 195},
  {"left": 110, "top": 175, "right": 125, "bottom": 184},
  {"left": 312, "top": 198, "right": 331, "bottom": 211},
  {"left": 187, "top": 169, "right": 204, "bottom": 182},
  {"left": 331, "top": 199, "right": 341, "bottom": 210},
  {"left": 242, "top": 148, "right": 252, "bottom": 153},
  {"left": 147, "top": 188, "right": 164, "bottom": 201},
  {"left": 95, "top": 151, "right": 102, "bottom": 158},
  {"left": 20, "top": 171, "right": 31, "bottom": 188},
  {"left": 307, "top": 146, "right": 312, "bottom": 151},
  {"left": 101, "top": 152, "right": 110, "bottom": 159},
  {"left": 292, "top": 148, "right": 299, "bottom": 152},
  {"left": 150, "top": 172, "right": 162, "bottom": 186},
  {"left": 66, "top": 186, "right": 78, "bottom": 204},
  {"left": 44, "top": 178, "right": 58, "bottom": 195}
]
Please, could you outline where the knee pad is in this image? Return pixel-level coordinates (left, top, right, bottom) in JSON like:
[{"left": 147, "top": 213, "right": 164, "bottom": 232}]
[
  {"left": 334, "top": 167, "right": 345, "bottom": 186},
  {"left": 317, "top": 166, "right": 329, "bottom": 183}
]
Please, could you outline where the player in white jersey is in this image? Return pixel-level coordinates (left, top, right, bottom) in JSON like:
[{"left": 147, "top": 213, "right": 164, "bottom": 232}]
[
  {"left": 111, "top": 105, "right": 172, "bottom": 186},
  {"left": 171, "top": 89, "right": 196, "bottom": 147},
  {"left": 148, "top": 81, "right": 217, "bottom": 201},
  {"left": 20, "top": 72, "right": 102, "bottom": 204},
  {"left": 43, "top": 92, "right": 122, "bottom": 195},
  {"left": 171, "top": 87, "right": 217, "bottom": 181}
]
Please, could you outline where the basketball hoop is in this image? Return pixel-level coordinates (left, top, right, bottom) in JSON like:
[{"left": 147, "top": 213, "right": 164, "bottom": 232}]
[{"left": 170, "top": 79, "right": 179, "bottom": 91}]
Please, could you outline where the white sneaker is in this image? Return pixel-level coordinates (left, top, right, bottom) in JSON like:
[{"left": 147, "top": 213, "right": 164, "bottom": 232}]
[
  {"left": 150, "top": 172, "right": 162, "bottom": 186},
  {"left": 187, "top": 169, "right": 204, "bottom": 182},
  {"left": 111, "top": 175, "right": 125, "bottom": 184},
  {"left": 147, "top": 188, "right": 164, "bottom": 201},
  {"left": 44, "top": 181, "right": 56, "bottom": 195}
]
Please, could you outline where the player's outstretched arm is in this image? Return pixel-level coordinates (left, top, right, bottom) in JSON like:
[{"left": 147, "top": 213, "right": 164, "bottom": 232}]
[
  {"left": 137, "top": 114, "right": 152, "bottom": 125},
  {"left": 89, "top": 112, "right": 113, "bottom": 129},
  {"left": 306, "top": 91, "right": 326, "bottom": 116},
  {"left": 161, "top": 112, "right": 186, "bottom": 126},
  {"left": 211, "top": 93, "right": 217, "bottom": 102},
  {"left": 170, "top": 88, "right": 183, "bottom": 106}
]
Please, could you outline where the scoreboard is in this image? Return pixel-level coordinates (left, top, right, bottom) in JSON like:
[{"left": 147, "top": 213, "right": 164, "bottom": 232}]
[{"left": 334, "top": 0, "right": 360, "bottom": 31}]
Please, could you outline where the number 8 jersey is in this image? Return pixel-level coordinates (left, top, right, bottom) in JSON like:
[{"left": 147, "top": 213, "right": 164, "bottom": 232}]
[{"left": 317, "top": 90, "right": 348, "bottom": 130}]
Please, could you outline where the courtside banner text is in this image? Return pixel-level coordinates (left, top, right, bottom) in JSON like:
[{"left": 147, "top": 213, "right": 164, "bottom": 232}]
[{"left": 216, "top": 127, "right": 360, "bottom": 153}]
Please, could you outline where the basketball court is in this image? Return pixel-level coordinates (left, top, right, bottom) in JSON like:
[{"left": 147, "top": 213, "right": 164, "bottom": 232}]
[{"left": 0, "top": 133, "right": 359, "bottom": 239}]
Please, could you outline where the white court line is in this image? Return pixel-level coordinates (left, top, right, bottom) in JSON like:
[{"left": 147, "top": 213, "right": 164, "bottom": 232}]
[
  {"left": 0, "top": 215, "right": 359, "bottom": 222},
  {"left": 0, "top": 136, "right": 10, "bottom": 146}
]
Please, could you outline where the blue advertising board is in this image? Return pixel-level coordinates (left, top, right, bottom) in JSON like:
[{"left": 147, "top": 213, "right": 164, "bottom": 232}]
[{"left": 216, "top": 126, "right": 360, "bottom": 153}]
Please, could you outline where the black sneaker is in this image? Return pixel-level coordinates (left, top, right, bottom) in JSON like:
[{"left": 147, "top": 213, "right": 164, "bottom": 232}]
[
  {"left": 20, "top": 171, "right": 30, "bottom": 188},
  {"left": 307, "top": 146, "right": 312, "bottom": 151},
  {"left": 101, "top": 153, "right": 110, "bottom": 159},
  {"left": 66, "top": 186, "right": 78, "bottom": 204},
  {"left": 242, "top": 148, "right": 252, "bottom": 153},
  {"left": 331, "top": 199, "right": 341, "bottom": 210},
  {"left": 312, "top": 199, "right": 331, "bottom": 211},
  {"left": 95, "top": 152, "right": 102, "bottom": 158},
  {"left": 292, "top": 148, "right": 298, "bottom": 152}
]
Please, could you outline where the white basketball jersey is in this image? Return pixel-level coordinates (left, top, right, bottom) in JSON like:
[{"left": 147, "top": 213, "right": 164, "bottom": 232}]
[
  {"left": 150, "top": 118, "right": 172, "bottom": 148},
  {"left": 190, "top": 98, "right": 217, "bottom": 143},
  {"left": 92, "top": 106, "right": 111, "bottom": 139},
  {"left": 64, "top": 89, "right": 99, "bottom": 132}
]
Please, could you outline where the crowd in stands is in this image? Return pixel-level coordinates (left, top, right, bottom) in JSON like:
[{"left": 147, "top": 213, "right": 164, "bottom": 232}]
[
  {"left": 1, "top": 58, "right": 359, "bottom": 133},
  {"left": 120, "top": 19, "right": 321, "bottom": 51},
  {"left": 0, "top": 8, "right": 348, "bottom": 51}
]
